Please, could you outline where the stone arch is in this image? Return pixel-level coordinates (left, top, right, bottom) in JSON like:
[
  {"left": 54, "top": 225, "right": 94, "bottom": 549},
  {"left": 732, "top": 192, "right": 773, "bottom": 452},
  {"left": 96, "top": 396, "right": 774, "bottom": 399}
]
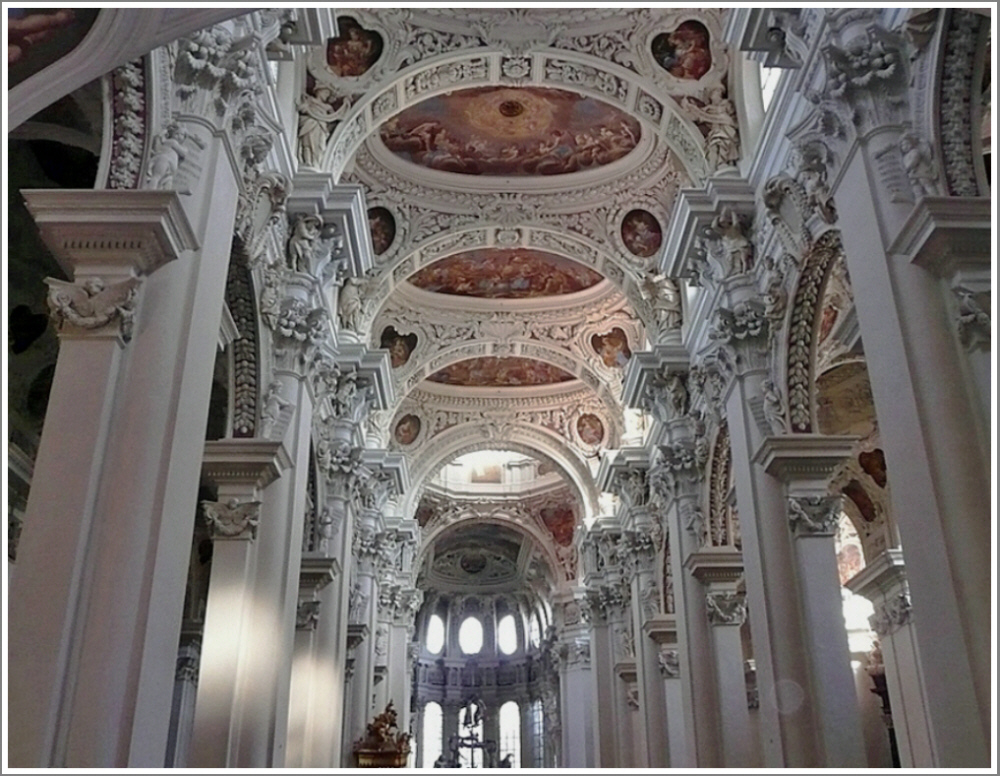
[
  {"left": 320, "top": 48, "right": 709, "bottom": 183},
  {"left": 403, "top": 425, "right": 600, "bottom": 524}
]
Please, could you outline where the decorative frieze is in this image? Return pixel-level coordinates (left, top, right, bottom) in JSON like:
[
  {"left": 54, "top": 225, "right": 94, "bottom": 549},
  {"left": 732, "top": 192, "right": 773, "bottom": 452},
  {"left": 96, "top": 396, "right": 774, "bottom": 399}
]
[
  {"left": 201, "top": 498, "right": 262, "bottom": 540},
  {"left": 939, "top": 10, "right": 984, "bottom": 197},
  {"left": 106, "top": 59, "right": 147, "bottom": 190}
]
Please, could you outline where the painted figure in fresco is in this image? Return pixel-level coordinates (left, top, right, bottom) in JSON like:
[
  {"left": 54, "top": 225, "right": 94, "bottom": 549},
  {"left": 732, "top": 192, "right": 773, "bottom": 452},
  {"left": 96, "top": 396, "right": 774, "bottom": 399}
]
[
  {"left": 592, "top": 329, "right": 632, "bottom": 369},
  {"left": 368, "top": 207, "right": 395, "bottom": 255},
  {"left": 621, "top": 210, "right": 663, "bottom": 258},
  {"left": 576, "top": 414, "right": 605, "bottom": 446},
  {"left": 394, "top": 414, "right": 420, "bottom": 446},
  {"left": 326, "top": 17, "right": 381, "bottom": 77},
  {"left": 651, "top": 20, "right": 712, "bottom": 80},
  {"left": 7, "top": 8, "right": 75, "bottom": 65}
]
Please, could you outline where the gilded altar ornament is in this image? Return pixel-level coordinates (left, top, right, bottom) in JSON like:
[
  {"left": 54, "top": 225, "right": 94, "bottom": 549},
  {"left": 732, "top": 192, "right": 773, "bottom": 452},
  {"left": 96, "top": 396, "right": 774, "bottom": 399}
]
[{"left": 353, "top": 701, "right": 411, "bottom": 768}]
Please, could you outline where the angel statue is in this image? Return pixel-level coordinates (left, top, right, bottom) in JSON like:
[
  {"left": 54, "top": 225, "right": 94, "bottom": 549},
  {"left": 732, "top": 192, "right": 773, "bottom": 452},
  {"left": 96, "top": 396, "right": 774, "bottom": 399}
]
[
  {"left": 200, "top": 498, "right": 262, "bottom": 539},
  {"left": 45, "top": 276, "right": 142, "bottom": 341}
]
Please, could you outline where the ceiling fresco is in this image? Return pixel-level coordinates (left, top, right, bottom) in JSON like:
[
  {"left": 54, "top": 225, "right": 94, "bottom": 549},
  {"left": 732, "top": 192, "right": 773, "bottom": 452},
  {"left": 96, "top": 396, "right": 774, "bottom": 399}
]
[
  {"left": 651, "top": 19, "right": 712, "bottom": 80},
  {"left": 367, "top": 206, "right": 395, "bottom": 255},
  {"left": 325, "top": 16, "right": 382, "bottom": 77},
  {"left": 407, "top": 248, "right": 604, "bottom": 299},
  {"left": 378, "top": 86, "right": 642, "bottom": 176},
  {"left": 426, "top": 357, "right": 575, "bottom": 387},
  {"left": 539, "top": 504, "right": 575, "bottom": 547}
]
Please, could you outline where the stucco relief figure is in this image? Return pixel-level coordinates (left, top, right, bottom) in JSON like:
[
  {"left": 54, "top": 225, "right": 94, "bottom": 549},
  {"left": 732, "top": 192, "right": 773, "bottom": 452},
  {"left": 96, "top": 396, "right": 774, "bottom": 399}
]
[
  {"left": 621, "top": 209, "right": 663, "bottom": 258},
  {"left": 326, "top": 17, "right": 382, "bottom": 77},
  {"left": 591, "top": 327, "right": 632, "bottom": 368},
  {"left": 651, "top": 20, "right": 712, "bottom": 80},
  {"left": 796, "top": 143, "right": 837, "bottom": 223},
  {"left": 709, "top": 208, "right": 753, "bottom": 275},
  {"left": 338, "top": 276, "right": 365, "bottom": 333},
  {"left": 899, "top": 132, "right": 940, "bottom": 197},
  {"left": 679, "top": 87, "right": 740, "bottom": 171},
  {"left": 639, "top": 272, "right": 682, "bottom": 331},
  {"left": 46, "top": 276, "right": 141, "bottom": 341},
  {"left": 146, "top": 123, "right": 204, "bottom": 191},
  {"left": 297, "top": 85, "right": 347, "bottom": 169},
  {"left": 288, "top": 214, "right": 322, "bottom": 272}
]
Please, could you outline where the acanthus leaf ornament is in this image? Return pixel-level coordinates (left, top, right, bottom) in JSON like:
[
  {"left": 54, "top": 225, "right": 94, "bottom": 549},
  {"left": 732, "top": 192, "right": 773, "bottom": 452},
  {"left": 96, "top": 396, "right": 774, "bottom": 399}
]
[
  {"left": 869, "top": 592, "right": 912, "bottom": 637},
  {"left": 201, "top": 498, "right": 262, "bottom": 540},
  {"left": 45, "top": 276, "right": 142, "bottom": 342}
]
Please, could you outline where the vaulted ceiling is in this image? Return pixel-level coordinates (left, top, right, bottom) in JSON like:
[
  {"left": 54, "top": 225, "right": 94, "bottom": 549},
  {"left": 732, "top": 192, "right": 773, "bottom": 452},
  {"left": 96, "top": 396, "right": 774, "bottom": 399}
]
[{"left": 300, "top": 8, "right": 734, "bottom": 598}]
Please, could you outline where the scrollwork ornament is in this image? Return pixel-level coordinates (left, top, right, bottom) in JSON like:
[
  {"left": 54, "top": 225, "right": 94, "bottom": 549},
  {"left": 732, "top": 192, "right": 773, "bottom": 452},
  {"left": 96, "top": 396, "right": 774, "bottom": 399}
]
[{"left": 787, "top": 495, "right": 841, "bottom": 536}]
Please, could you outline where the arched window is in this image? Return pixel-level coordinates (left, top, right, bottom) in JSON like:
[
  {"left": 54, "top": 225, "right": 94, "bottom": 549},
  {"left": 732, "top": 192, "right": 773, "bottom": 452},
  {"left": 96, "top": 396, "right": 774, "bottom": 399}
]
[
  {"left": 759, "top": 63, "right": 781, "bottom": 112},
  {"left": 499, "top": 701, "right": 520, "bottom": 768},
  {"left": 422, "top": 702, "right": 443, "bottom": 768},
  {"left": 457, "top": 703, "right": 484, "bottom": 768},
  {"left": 531, "top": 698, "right": 544, "bottom": 767},
  {"left": 458, "top": 616, "right": 483, "bottom": 655},
  {"left": 426, "top": 613, "right": 445, "bottom": 654},
  {"left": 497, "top": 614, "right": 517, "bottom": 655}
]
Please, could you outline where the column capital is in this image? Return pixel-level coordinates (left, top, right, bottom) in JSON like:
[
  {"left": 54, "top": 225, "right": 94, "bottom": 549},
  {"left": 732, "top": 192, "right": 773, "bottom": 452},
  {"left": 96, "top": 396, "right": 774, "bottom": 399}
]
[
  {"left": 787, "top": 495, "right": 841, "bottom": 537},
  {"left": 296, "top": 599, "right": 322, "bottom": 631},
  {"left": 705, "top": 591, "right": 747, "bottom": 627},
  {"left": 657, "top": 646, "right": 681, "bottom": 679},
  {"left": 869, "top": 592, "right": 913, "bottom": 638},
  {"left": 844, "top": 548, "right": 908, "bottom": 601},
  {"left": 22, "top": 189, "right": 198, "bottom": 279},
  {"left": 755, "top": 434, "right": 859, "bottom": 493},
  {"left": 201, "top": 498, "right": 261, "bottom": 541}
]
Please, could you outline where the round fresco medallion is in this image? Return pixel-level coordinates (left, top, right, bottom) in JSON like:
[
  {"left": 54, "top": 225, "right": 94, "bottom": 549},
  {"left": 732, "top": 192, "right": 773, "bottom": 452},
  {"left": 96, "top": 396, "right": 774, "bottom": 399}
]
[
  {"left": 621, "top": 209, "right": 663, "bottom": 258},
  {"left": 408, "top": 248, "right": 603, "bottom": 299},
  {"left": 368, "top": 207, "right": 395, "bottom": 255},
  {"left": 427, "top": 357, "right": 574, "bottom": 387},
  {"left": 394, "top": 414, "right": 421, "bottom": 446},
  {"left": 651, "top": 20, "right": 712, "bottom": 80},
  {"left": 591, "top": 328, "right": 632, "bottom": 369},
  {"left": 577, "top": 414, "right": 605, "bottom": 446},
  {"left": 325, "top": 16, "right": 383, "bottom": 77},
  {"left": 379, "top": 86, "right": 641, "bottom": 176},
  {"left": 380, "top": 326, "right": 418, "bottom": 369}
]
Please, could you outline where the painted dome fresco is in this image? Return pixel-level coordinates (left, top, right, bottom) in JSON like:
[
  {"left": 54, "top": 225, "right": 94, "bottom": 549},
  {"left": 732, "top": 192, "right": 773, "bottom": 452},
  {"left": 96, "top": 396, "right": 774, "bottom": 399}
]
[
  {"left": 378, "top": 86, "right": 642, "bottom": 176},
  {"left": 408, "top": 249, "right": 604, "bottom": 299},
  {"left": 427, "top": 357, "right": 575, "bottom": 387}
]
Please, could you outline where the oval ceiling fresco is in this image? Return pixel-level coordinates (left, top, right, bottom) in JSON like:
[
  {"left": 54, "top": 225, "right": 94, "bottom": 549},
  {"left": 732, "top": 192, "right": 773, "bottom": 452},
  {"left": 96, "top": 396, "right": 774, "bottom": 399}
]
[
  {"left": 427, "top": 357, "right": 575, "bottom": 387},
  {"left": 408, "top": 248, "right": 603, "bottom": 299},
  {"left": 379, "top": 86, "right": 642, "bottom": 176}
]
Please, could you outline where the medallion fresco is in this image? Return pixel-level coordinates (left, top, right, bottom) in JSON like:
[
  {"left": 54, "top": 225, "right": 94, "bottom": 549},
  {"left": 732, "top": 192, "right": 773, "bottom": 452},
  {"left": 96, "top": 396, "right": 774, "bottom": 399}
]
[
  {"left": 426, "top": 357, "right": 575, "bottom": 387},
  {"left": 651, "top": 20, "right": 712, "bottom": 80},
  {"left": 379, "top": 86, "right": 642, "bottom": 176},
  {"left": 539, "top": 504, "right": 576, "bottom": 546},
  {"left": 576, "top": 414, "right": 605, "bottom": 446},
  {"left": 621, "top": 209, "right": 663, "bottom": 258},
  {"left": 368, "top": 206, "right": 395, "bottom": 255},
  {"left": 325, "top": 16, "right": 382, "bottom": 77},
  {"left": 380, "top": 326, "right": 418, "bottom": 368},
  {"left": 394, "top": 414, "right": 421, "bottom": 446},
  {"left": 591, "top": 328, "right": 632, "bottom": 368},
  {"left": 408, "top": 249, "right": 603, "bottom": 299}
]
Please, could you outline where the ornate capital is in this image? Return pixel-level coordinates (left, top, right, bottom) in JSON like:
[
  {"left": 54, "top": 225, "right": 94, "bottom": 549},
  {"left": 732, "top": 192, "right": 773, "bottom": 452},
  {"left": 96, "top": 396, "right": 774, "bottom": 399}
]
[
  {"left": 296, "top": 599, "right": 322, "bottom": 631},
  {"left": 707, "top": 300, "right": 770, "bottom": 375},
  {"left": 787, "top": 495, "right": 841, "bottom": 536},
  {"left": 287, "top": 212, "right": 344, "bottom": 277},
  {"left": 640, "top": 367, "right": 689, "bottom": 425},
  {"left": 870, "top": 592, "right": 912, "bottom": 637},
  {"left": 658, "top": 647, "right": 680, "bottom": 679},
  {"left": 201, "top": 498, "right": 261, "bottom": 540},
  {"left": 559, "top": 637, "right": 591, "bottom": 669},
  {"left": 45, "top": 275, "right": 141, "bottom": 342},
  {"left": 649, "top": 434, "right": 709, "bottom": 503},
  {"left": 611, "top": 468, "right": 650, "bottom": 510},
  {"left": 954, "top": 286, "right": 991, "bottom": 350},
  {"left": 706, "top": 591, "right": 746, "bottom": 626}
]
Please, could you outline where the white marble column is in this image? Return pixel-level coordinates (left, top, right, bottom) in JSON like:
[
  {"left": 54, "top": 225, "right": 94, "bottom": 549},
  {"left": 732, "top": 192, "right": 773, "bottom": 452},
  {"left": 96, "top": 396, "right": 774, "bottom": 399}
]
[
  {"left": 756, "top": 436, "right": 867, "bottom": 767},
  {"left": 847, "top": 549, "right": 934, "bottom": 768},
  {"left": 8, "top": 189, "right": 220, "bottom": 768},
  {"left": 190, "top": 440, "right": 291, "bottom": 767}
]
